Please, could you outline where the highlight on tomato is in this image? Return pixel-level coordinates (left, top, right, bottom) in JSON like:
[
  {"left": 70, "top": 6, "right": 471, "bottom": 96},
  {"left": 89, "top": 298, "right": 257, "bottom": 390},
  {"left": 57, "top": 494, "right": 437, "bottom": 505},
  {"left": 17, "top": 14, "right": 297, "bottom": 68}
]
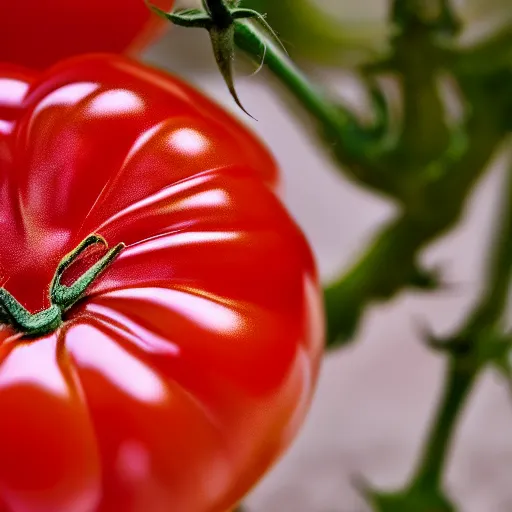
[
  {"left": 0, "top": 0, "right": 174, "bottom": 69},
  {"left": 0, "top": 54, "right": 324, "bottom": 512}
]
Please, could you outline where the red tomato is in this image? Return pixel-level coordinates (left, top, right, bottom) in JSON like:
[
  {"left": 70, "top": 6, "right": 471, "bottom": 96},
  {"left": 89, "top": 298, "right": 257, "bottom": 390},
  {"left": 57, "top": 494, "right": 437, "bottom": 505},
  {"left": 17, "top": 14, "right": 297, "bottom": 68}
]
[
  {"left": 0, "top": 0, "right": 174, "bottom": 69},
  {"left": 0, "top": 55, "right": 324, "bottom": 512}
]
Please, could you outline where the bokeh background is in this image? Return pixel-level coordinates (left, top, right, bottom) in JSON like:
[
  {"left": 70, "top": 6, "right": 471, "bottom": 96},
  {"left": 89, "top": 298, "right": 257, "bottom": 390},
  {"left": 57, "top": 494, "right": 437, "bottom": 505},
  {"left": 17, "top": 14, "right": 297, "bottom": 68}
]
[{"left": 141, "top": 1, "right": 511, "bottom": 510}]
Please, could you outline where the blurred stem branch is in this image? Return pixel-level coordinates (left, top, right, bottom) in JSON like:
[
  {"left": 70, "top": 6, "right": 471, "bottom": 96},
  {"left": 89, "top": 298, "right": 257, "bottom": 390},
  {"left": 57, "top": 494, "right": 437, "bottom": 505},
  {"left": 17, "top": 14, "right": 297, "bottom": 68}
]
[
  {"left": 411, "top": 359, "right": 476, "bottom": 492},
  {"left": 234, "top": 20, "right": 399, "bottom": 197},
  {"left": 233, "top": 3, "right": 509, "bottom": 346},
  {"left": 454, "top": 19, "right": 512, "bottom": 76},
  {"left": 243, "top": 0, "right": 387, "bottom": 65},
  {"left": 323, "top": 0, "right": 512, "bottom": 345},
  {"left": 371, "top": 152, "right": 512, "bottom": 511},
  {"left": 152, "top": 1, "right": 400, "bottom": 196},
  {"left": 325, "top": 86, "right": 508, "bottom": 345},
  {"left": 424, "top": 151, "right": 512, "bottom": 474},
  {"left": 463, "top": 163, "right": 512, "bottom": 335}
]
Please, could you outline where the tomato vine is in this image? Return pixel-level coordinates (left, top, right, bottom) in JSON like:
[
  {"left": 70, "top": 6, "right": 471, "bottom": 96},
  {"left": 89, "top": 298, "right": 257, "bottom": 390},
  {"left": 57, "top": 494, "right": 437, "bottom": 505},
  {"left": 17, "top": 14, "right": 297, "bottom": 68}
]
[{"left": 152, "top": 0, "right": 512, "bottom": 510}]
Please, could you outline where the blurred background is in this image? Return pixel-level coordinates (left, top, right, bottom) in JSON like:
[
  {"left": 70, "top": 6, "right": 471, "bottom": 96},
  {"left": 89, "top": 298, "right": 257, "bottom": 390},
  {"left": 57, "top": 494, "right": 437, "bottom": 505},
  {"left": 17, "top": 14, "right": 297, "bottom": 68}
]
[{"left": 141, "top": 1, "right": 512, "bottom": 510}]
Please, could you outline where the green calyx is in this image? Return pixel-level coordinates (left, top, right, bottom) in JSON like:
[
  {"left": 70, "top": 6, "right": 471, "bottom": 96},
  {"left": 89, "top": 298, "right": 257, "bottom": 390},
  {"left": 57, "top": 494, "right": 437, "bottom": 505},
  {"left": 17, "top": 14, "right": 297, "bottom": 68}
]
[
  {"left": 0, "top": 234, "right": 124, "bottom": 338},
  {"left": 146, "top": 0, "right": 284, "bottom": 117}
]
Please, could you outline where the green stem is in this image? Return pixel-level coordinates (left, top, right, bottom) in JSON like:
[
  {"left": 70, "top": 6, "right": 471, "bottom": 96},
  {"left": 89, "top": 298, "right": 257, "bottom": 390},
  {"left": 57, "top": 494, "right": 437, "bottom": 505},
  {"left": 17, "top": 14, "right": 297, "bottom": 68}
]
[
  {"left": 233, "top": 20, "right": 395, "bottom": 196},
  {"left": 0, "top": 234, "right": 124, "bottom": 337},
  {"left": 465, "top": 155, "right": 512, "bottom": 332},
  {"left": 245, "top": 0, "right": 385, "bottom": 65},
  {"left": 50, "top": 234, "right": 106, "bottom": 296},
  {"left": 324, "top": 214, "right": 432, "bottom": 342},
  {"left": 391, "top": 22, "right": 451, "bottom": 168},
  {"left": 234, "top": 21, "right": 340, "bottom": 125},
  {"left": 0, "top": 290, "right": 62, "bottom": 336},
  {"left": 454, "top": 21, "right": 512, "bottom": 76},
  {"left": 326, "top": 75, "right": 509, "bottom": 347},
  {"left": 372, "top": 152, "right": 512, "bottom": 511},
  {"left": 51, "top": 235, "right": 125, "bottom": 311},
  {"left": 400, "top": 156, "right": 512, "bottom": 499},
  {"left": 231, "top": 9, "right": 510, "bottom": 348},
  {"left": 412, "top": 359, "right": 476, "bottom": 489}
]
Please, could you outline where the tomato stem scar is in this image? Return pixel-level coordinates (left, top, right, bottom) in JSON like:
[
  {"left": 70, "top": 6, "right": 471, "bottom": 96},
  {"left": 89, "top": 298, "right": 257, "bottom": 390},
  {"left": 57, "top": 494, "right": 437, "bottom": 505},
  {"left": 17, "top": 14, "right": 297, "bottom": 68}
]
[{"left": 0, "top": 234, "right": 124, "bottom": 337}]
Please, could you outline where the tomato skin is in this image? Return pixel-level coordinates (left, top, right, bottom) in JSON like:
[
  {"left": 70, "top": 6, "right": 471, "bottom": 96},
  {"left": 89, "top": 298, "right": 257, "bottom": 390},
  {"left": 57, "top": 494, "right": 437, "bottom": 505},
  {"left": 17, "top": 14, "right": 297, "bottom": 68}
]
[
  {"left": 0, "top": 0, "right": 174, "bottom": 70},
  {"left": 0, "top": 55, "right": 324, "bottom": 512}
]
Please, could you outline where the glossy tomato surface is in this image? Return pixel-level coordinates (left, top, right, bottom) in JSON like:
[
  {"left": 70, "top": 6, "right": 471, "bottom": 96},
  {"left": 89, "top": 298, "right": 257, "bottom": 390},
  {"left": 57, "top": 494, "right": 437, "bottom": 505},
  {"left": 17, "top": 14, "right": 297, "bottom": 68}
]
[
  {"left": 0, "top": 55, "right": 324, "bottom": 512},
  {"left": 0, "top": 0, "right": 174, "bottom": 69}
]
